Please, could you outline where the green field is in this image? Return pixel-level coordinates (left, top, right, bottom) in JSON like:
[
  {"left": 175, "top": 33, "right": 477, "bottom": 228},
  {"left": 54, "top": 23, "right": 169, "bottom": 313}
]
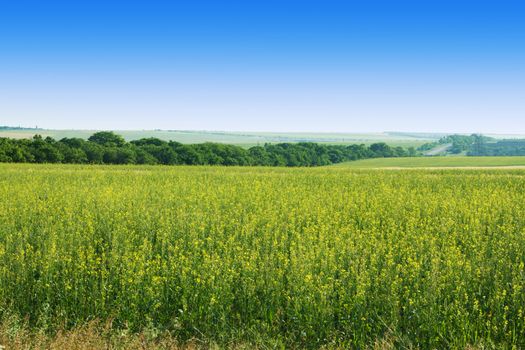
[
  {"left": 1, "top": 163, "right": 525, "bottom": 348},
  {"left": 336, "top": 156, "right": 525, "bottom": 168},
  {"left": 0, "top": 129, "right": 434, "bottom": 148}
]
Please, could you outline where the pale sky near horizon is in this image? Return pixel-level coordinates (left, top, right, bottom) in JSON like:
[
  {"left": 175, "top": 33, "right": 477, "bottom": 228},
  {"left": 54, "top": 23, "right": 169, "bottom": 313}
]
[{"left": 1, "top": 1, "right": 524, "bottom": 133}]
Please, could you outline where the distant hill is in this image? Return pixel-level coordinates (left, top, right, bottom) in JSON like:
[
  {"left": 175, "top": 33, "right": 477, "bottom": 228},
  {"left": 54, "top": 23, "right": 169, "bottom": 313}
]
[
  {"left": 0, "top": 126, "right": 42, "bottom": 131},
  {"left": 385, "top": 131, "right": 451, "bottom": 139},
  {"left": 2, "top": 128, "right": 524, "bottom": 149},
  {"left": 0, "top": 128, "right": 437, "bottom": 148}
]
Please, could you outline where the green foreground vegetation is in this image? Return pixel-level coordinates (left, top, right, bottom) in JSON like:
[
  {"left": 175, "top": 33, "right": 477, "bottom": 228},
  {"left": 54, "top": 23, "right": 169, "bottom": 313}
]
[
  {"left": 336, "top": 156, "right": 525, "bottom": 168},
  {"left": 1, "top": 164, "right": 525, "bottom": 348}
]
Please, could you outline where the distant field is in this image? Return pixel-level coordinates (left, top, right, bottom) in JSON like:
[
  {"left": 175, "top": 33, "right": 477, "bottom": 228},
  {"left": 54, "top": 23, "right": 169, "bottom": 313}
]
[
  {"left": 0, "top": 129, "right": 433, "bottom": 147},
  {"left": 336, "top": 156, "right": 525, "bottom": 168}
]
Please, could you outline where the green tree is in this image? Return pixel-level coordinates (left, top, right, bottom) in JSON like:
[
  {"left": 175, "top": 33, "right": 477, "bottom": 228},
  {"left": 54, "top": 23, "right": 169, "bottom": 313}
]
[{"left": 88, "top": 131, "right": 126, "bottom": 147}]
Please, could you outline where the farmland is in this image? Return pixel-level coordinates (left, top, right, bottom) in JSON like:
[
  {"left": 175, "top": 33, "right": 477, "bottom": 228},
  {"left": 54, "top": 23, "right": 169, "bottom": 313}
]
[
  {"left": 335, "top": 156, "right": 525, "bottom": 168},
  {"left": 1, "top": 164, "right": 525, "bottom": 348},
  {"left": 0, "top": 128, "right": 436, "bottom": 148}
]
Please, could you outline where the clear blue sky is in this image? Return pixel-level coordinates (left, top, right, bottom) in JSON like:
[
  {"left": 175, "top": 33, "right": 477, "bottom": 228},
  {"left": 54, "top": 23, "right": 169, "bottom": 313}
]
[{"left": 1, "top": 0, "right": 524, "bottom": 133}]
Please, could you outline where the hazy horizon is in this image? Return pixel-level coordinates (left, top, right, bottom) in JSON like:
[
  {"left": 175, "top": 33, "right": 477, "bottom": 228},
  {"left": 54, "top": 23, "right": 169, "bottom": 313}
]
[
  {"left": 1, "top": 1, "right": 524, "bottom": 133},
  {"left": 5, "top": 126, "right": 525, "bottom": 138}
]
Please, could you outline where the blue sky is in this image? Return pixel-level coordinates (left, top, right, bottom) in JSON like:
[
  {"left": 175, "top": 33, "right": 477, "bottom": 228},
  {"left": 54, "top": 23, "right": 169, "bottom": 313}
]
[{"left": 0, "top": 0, "right": 524, "bottom": 133}]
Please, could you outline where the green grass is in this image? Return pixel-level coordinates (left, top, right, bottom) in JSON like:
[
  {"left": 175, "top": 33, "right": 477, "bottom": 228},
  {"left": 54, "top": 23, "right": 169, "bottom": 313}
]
[{"left": 335, "top": 156, "right": 525, "bottom": 168}]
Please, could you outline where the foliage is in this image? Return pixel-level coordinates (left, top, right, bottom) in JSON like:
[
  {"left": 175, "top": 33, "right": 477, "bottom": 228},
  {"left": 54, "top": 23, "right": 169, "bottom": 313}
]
[
  {"left": 418, "top": 134, "right": 499, "bottom": 155},
  {"left": 468, "top": 139, "right": 525, "bottom": 156},
  {"left": 88, "top": 131, "right": 127, "bottom": 147},
  {"left": 417, "top": 142, "right": 439, "bottom": 152},
  {"left": 0, "top": 132, "right": 413, "bottom": 167},
  {"left": 0, "top": 164, "right": 524, "bottom": 348}
]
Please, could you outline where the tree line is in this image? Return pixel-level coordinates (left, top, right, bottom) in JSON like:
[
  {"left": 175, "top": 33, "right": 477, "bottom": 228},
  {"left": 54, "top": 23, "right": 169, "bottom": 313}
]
[
  {"left": 418, "top": 134, "right": 494, "bottom": 154},
  {"left": 468, "top": 139, "right": 525, "bottom": 156},
  {"left": 419, "top": 133, "right": 525, "bottom": 156},
  {"left": 0, "top": 131, "right": 416, "bottom": 167}
]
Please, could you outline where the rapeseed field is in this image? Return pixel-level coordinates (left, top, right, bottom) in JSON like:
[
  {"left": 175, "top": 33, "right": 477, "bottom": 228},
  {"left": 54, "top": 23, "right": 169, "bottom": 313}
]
[{"left": 0, "top": 164, "right": 524, "bottom": 348}]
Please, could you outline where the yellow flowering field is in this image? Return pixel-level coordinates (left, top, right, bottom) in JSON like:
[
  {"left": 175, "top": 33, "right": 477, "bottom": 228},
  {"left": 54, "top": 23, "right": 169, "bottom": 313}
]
[{"left": 0, "top": 163, "right": 524, "bottom": 348}]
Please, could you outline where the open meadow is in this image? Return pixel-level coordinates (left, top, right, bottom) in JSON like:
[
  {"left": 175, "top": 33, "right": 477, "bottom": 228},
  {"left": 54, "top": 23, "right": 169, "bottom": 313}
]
[
  {"left": 1, "top": 163, "right": 525, "bottom": 348},
  {"left": 335, "top": 156, "right": 525, "bottom": 168}
]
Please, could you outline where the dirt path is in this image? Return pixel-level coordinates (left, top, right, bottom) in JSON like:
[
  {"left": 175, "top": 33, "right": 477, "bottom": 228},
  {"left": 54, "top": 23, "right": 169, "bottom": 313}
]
[{"left": 424, "top": 143, "right": 452, "bottom": 156}]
